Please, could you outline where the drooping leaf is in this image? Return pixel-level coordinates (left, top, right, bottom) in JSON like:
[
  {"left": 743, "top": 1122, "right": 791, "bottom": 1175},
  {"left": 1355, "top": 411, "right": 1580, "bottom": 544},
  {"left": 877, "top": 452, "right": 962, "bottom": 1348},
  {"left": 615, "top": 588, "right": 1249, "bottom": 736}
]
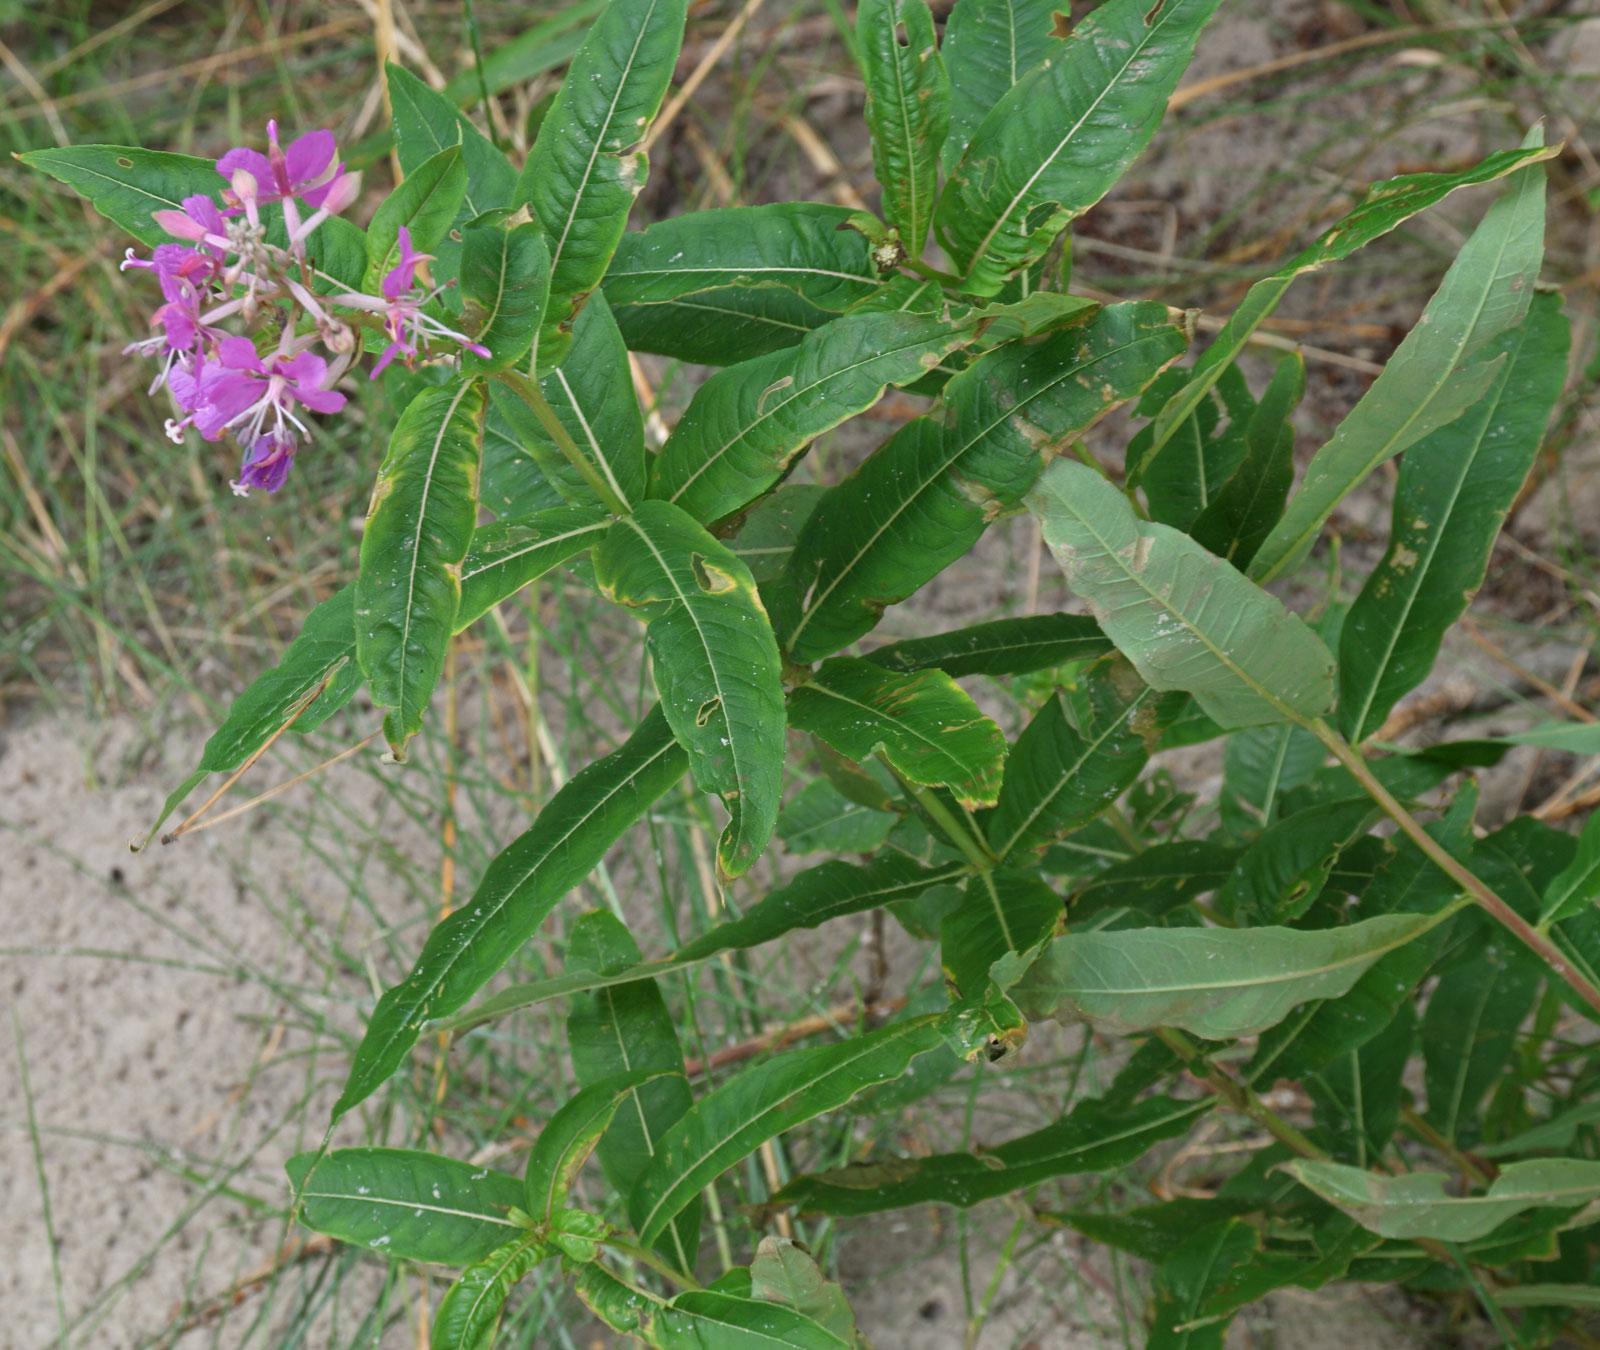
[
  {"left": 432, "top": 1234, "right": 547, "bottom": 1350},
  {"left": 777, "top": 1093, "right": 1208, "bottom": 1215},
  {"left": 1339, "top": 292, "right": 1569, "bottom": 740},
  {"left": 1012, "top": 911, "right": 1445, "bottom": 1039},
  {"left": 1069, "top": 840, "right": 1237, "bottom": 924},
  {"left": 1250, "top": 139, "right": 1549, "bottom": 583},
  {"left": 442, "top": 855, "right": 968, "bottom": 1033},
  {"left": 935, "top": 0, "right": 1222, "bottom": 293},
  {"left": 775, "top": 302, "right": 1184, "bottom": 661},
  {"left": 1131, "top": 365, "right": 1253, "bottom": 532},
  {"left": 1307, "top": 1001, "right": 1415, "bottom": 1165},
  {"left": 788, "top": 657, "right": 1008, "bottom": 809},
  {"left": 940, "top": 0, "right": 1061, "bottom": 170},
  {"left": 1218, "top": 718, "right": 1324, "bottom": 837},
  {"left": 857, "top": 0, "right": 949, "bottom": 258},
  {"left": 940, "top": 871, "right": 1060, "bottom": 995},
  {"left": 19, "top": 145, "right": 219, "bottom": 245},
  {"left": 286, "top": 1149, "right": 524, "bottom": 1265},
  {"left": 494, "top": 293, "right": 647, "bottom": 508},
  {"left": 777, "top": 780, "right": 897, "bottom": 855},
  {"left": 565, "top": 911, "right": 700, "bottom": 1274},
  {"left": 593, "top": 501, "right": 787, "bottom": 878},
  {"left": 142, "top": 585, "right": 363, "bottom": 842},
  {"left": 1283, "top": 1157, "right": 1600, "bottom": 1242},
  {"left": 1422, "top": 942, "right": 1541, "bottom": 1146},
  {"left": 456, "top": 506, "right": 610, "bottom": 628},
  {"left": 613, "top": 288, "right": 846, "bottom": 365},
  {"left": 524, "top": 1069, "right": 674, "bottom": 1220},
  {"left": 867, "top": 613, "right": 1111, "bottom": 678},
  {"left": 1188, "top": 353, "right": 1305, "bottom": 568},
  {"left": 333, "top": 708, "right": 687, "bottom": 1119},
  {"left": 1150, "top": 141, "right": 1559, "bottom": 458},
  {"left": 749, "top": 1237, "right": 858, "bottom": 1344},
  {"left": 628, "top": 1013, "right": 951, "bottom": 1244},
  {"left": 649, "top": 311, "right": 969, "bottom": 525},
  {"left": 1218, "top": 800, "right": 1381, "bottom": 925},
  {"left": 654, "top": 1288, "right": 852, "bottom": 1348},
  {"left": 355, "top": 380, "right": 486, "bottom": 757},
  {"left": 365, "top": 145, "right": 467, "bottom": 285},
  {"left": 602, "top": 204, "right": 881, "bottom": 316},
  {"left": 985, "top": 657, "right": 1170, "bottom": 860},
  {"left": 461, "top": 220, "right": 553, "bottom": 373},
  {"left": 516, "top": 0, "right": 689, "bottom": 364},
  {"left": 730, "top": 485, "right": 829, "bottom": 583},
  {"left": 1027, "top": 458, "right": 1335, "bottom": 729}
]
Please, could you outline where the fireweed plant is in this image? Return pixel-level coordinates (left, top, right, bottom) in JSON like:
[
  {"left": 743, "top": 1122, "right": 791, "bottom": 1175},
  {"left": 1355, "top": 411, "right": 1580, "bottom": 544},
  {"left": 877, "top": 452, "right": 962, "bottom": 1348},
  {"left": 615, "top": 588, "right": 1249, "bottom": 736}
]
[{"left": 24, "top": 0, "right": 1600, "bottom": 1341}]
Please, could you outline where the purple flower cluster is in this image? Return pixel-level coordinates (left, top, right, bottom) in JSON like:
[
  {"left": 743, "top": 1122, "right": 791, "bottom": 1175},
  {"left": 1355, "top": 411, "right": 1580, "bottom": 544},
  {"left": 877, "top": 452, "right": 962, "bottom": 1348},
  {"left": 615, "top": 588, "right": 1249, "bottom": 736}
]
[{"left": 122, "top": 121, "right": 488, "bottom": 496}]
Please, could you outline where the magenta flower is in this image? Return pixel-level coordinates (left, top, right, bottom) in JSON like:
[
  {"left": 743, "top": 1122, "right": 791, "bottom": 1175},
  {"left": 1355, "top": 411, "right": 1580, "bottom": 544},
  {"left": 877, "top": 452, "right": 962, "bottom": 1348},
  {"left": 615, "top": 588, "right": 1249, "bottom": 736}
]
[
  {"left": 234, "top": 432, "right": 298, "bottom": 495},
  {"left": 382, "top": 227, "right": 432, "bottom": 301},
  {"left": 218, "top": 120, "right": 341, "bottom": 207},
  {"left": 166, "top": 336, "right": 347, "bottom": 450},
  {"left": 336, "top": 226, "right": 490, "bottom": 377}
]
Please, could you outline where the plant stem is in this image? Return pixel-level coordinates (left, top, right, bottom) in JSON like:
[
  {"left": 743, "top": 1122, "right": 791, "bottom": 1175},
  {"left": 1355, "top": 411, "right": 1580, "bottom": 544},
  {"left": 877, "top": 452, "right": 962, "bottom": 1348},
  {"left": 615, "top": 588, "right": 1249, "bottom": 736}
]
[
  {"left": 1308, "top": 719, "right": 1600, "bottom": 1019},
  {"left": 493, "top": 367, "right": 631, "bottom": 516},
  {"left": 883, "top": 760, "right": 996, "bottom": 870},
  {"left": 1155, "top": 1027, "right": 1329, "bottom": 1161},
  {"left": 901, "top": 256, "right": 962, "bottom": 287},
  {"left": 602, "top": 1236, "right": 702, "bottom": 1291}
]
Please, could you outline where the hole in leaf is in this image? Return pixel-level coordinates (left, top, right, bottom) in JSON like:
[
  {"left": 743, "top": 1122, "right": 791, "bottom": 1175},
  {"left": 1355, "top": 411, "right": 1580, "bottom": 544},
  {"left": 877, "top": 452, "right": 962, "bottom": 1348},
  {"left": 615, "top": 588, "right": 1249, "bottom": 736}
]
[
  {"left": 894, "top": 21, "right": 909, "bottom": 47},
  {"left": 1143, "top": 0, "right": 1167, "bottom": 23},
  {"left": 696, "top": 697, "right": 722, "bottom": 727},
  {"left": 690, "top": 553, "right": 738, "bottom": 594}
]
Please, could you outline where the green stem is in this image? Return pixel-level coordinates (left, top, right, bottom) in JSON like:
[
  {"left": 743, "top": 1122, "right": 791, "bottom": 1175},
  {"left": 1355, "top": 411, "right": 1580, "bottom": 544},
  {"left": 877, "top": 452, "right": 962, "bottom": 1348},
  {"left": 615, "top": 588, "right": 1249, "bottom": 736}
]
[
  {"left": 493, "top": 367, "right": 631, "bottom": 517},
  {"left": 1308, "top": 718, "right": 1600, "bottom": 1020},
  {"left": 601, "top": 1235, "right": 702, "bottom": 1291},
  {"left": 884, "top": 759, "right": 996, "bottom": 871},
  {"left": 1155, "top": 1027, "right": 1329, "bottom": 1161},
  {"left": 901, "top": 256, "right": 962, "bottom": 287}
]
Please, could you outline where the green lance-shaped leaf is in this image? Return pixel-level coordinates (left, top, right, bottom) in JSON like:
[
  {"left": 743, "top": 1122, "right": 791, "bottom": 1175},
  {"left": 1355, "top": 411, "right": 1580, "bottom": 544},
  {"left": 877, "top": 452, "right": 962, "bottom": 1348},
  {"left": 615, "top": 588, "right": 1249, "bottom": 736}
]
[
  {"left": 456, "top": 506, "right": 610, "bottom": 628},
  {"left": 613, "top": 288, "right": 846, "bottom": 366},
  {"left": 1150, "top": 140, "right": 1559, "bottom": 458},
  {"left": 493, "top": 294, "right": 646, "bottom": 509},
  {"left": 1189, "top": 353, "right": 1306, "bottom": 569},
  {"left": 1028, "top": 459, "right": 1334, "bottom": 729},
  {"left": 1012, "top": 910, "right": 1444, "bottom": 1040},
  {"left": 654, "top": 1289, "right": 853, "bottom": 1349},
  {"left": 1070, "top": 840, "right": 1238, "bottom": 924},
  {"left": 286, "top": 1149, "right": 524, "bottom": 1265},
  {"left": 731, "top": 485, "right": 828, "bottom": 583},
  {"left": 439, "top": 1, "right": 610, "bottom": 101},
  {"left": 1129, "top": 365, "right": 1253, "bottom": 532},
  {"left": 388, "top": 63, "right": 517, "bottom": 229},
  {"left": 787, "top": 657, "right": 1008, "bottom": 809},
  {"left": 356, "top": 380, "right": 486, "bottom": 757},
  {"left": 628, "top": 1012, "right": 951, "bottom": 1244},
  {"left": 1422, "top": 943, "right": 1540, "bottom": 1147},
  {"left": 934, "top": 0, "right": 1222, "bottom": 294},
  {"left": 141, "top": 586, "right": 363, "bottom": 844},
  {"left": 649, "top": 310, "right": 970, "bottom": 525},
  {"left": 867, "top": 613, "right": 1112, "bottom": 678},
  {"left": 1218, "top": 719, "right": 1323, "bottom": 837},
  {"left": 1542, "top": 810, "right": 1600, "bottom": 928},
  {"left": 19, "top": 145, "right": 220, "bottom": 245},
  {"left": 1308, "top": 1001, "right": 1414, "bottom": 1164},
  {"left": 750, "top": 1237, "right": 859, "bottom": 1344},
  {"left": 857, "top": 0, "right": 949, "bottom": 258},
  {"left": 565, "top": 911, "right": 700, "bottom": 1274},
  {"left": 524, "top": 1069, "right": 676, "bottom": 1221},
  {"left": 460, "top": 221, "right": 552, "bottom": 374},
  {"left": 432, "top": 1234, "right": 547, "bottom": 1350},
  {"left": 941, "top": 871, "right": 1060, "bottom": 996},
  {"left": 940, "top": 0, "right": 1062, "bottom": 171},
  {"left": 603, "top": 203, "right": 882, "bottom": 316},
  {"left": 516, "top": 0, "right": 689, "bottom": 365},
  {"left": 1284, "top": 1157, "right": 1600, "bottom": 1243},
  {"left": 1218, "top": 800, "right": 1381, "bottom": 926},
  {"left": 1339, "top": 293, "right": 1569, "bottom": 741},
  {"left": 1250, "top": 140, "right": 1549, "bottom": 583},
  {"left": 594, "top": 501, "right": 787, "bottom": 878},
  {"left": 1148, "top": 1219, "right": 1259, "bottom": 1348},
  {"left": 333, "top": 708, "right": 687, "bottom": 1119},
  {"left": 441, "top": 855, "right": 966, "bottom": 1034},
  {"left": 985, "top": 656, "right": 1169, "bottom": 861},
  {"left": 778, "top": 1093, "right": 1208, "bottom": 1216},
  {"left": 366, "top": 146, "right": 468, "bottom": 287},
  {"left": 777, "top": 780, "right": 896, "bottom": 855},
  {"left": 776, "top": 301, "right": 1184, "bottom": 661}
]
